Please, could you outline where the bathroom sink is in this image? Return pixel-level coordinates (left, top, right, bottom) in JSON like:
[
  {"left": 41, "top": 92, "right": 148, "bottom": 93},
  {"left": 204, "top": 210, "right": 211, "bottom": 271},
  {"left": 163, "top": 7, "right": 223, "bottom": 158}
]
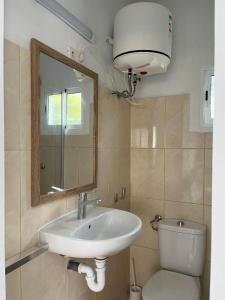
[{"left": 39, "top": 207, "right": 142, "bottom": 258}]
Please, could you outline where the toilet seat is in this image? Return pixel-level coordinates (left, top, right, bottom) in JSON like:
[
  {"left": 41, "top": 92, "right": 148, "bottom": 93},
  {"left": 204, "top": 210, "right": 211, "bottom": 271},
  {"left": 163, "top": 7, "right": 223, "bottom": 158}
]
[{"left": 142, "top": 270, "right": 200, "bottom": 300}]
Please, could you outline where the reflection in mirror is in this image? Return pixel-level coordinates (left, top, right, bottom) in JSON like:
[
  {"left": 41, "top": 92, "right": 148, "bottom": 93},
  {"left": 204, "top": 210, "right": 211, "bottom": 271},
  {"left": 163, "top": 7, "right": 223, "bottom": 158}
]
[{"left": 31, "top": 39, "right": 98, "bottom": 206}]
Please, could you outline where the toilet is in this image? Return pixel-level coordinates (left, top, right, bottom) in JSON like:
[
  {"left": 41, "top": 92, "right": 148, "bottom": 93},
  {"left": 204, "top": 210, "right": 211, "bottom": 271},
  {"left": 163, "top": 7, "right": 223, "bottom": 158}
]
[{"left": 142, "top": 219, "right": 206, "bottom": 300}]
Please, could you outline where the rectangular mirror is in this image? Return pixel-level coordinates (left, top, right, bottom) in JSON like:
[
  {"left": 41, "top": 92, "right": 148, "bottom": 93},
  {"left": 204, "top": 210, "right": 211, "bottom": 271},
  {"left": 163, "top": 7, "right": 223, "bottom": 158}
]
[{"left": 31, "top": 39, "right": 98, "bottom": 206}]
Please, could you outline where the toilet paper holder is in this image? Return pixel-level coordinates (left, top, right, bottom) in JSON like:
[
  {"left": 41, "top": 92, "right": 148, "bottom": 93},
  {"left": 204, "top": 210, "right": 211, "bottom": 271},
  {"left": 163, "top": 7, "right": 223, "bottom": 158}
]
[{"left": 150, "top": 214, "right": 162, "bottom": 231}]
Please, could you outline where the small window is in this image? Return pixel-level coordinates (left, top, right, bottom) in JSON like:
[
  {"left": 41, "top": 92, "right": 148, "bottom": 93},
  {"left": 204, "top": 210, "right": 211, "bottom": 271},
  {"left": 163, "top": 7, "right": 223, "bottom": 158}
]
[
  {"left": 202, "top": 69, "right": 214, "bottom": 127},
  {"left": 47, "top": 92, "right": 82, "bottom": 127},
  {"left": 48, "top": 94, "right": 62, "bottom": 125},
  {"left": 210, "top": 75, "right": 215, "bottom": 119},
  {"left": 66, "top": 93, "right": 82, "bottom": 126}
]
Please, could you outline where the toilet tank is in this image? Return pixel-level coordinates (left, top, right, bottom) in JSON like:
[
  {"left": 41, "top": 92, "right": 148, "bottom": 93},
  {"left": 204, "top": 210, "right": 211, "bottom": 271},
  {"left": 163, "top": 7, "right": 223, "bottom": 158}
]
[{"left": 158, "top": 219, "right": 206, "bottom": 276}]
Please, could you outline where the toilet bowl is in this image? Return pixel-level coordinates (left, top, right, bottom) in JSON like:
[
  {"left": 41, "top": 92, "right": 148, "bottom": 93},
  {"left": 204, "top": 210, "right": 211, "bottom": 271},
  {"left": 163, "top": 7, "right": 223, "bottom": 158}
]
[
  {"left": 142, "top": 218, "right": 206, "bottom": 300},
  {"left": 142, "top": 270, "right": 200, "bottom": 300}
]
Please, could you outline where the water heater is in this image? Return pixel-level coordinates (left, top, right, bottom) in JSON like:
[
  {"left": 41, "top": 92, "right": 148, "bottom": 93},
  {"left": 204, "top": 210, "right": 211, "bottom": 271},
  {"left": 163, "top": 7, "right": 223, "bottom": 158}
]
[{"left": 113, "top": 2, "right": 172, "bottom": 77}]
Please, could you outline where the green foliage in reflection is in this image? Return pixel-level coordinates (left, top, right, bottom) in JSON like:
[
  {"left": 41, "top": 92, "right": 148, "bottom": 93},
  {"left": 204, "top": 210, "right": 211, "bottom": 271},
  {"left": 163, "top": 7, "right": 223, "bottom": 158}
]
[
  {"left": 48, "top": 94, "right": 62, "bottom": 125},
  {"left": 48, "top": 93, "right": 82, "bottom": 126},
  {"left": 66, "top": 93, "right": 82, "bottom": 125}
]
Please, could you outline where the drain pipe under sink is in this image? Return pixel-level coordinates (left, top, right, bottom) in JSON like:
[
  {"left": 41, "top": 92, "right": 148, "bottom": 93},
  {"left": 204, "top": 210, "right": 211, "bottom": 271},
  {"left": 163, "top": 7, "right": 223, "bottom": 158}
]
[{"left": 67, "top": 258, "right": 107, "bottom": 292}]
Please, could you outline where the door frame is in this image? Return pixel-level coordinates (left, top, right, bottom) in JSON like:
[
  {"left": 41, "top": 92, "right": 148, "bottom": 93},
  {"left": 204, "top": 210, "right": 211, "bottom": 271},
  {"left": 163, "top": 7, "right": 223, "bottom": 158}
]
[{"left": 0, "top": 0, "right": 6, "bottom": 298}]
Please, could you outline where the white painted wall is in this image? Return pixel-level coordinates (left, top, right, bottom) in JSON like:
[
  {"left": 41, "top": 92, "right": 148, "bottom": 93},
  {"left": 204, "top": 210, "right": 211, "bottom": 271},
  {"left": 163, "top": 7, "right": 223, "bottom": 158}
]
[
  {"left": 0, "top": 0, "right": 5, "bottom": 298},
  {"left": 4, "top": 0, "right": 128, "bottom": 90},
  {"left": 210, "top": 0, "right": 225, "bottom": 298},
  {"left": 127, "top": 0, "right": 214, "bottom": 132}
]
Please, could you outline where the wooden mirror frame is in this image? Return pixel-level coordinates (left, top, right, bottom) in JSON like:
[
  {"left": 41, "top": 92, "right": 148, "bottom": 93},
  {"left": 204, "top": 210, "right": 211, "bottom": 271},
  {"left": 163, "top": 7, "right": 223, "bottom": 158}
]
[{"left": 31, "top": 39, "right": 98, "bottom": 206}]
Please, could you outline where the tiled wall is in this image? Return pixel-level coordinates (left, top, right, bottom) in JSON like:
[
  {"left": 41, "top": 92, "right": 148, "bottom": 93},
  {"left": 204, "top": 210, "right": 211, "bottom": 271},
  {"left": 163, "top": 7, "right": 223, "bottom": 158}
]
[
  {"left": 130, "top": 95, "right": 212, "bottom": 300},
  {"left": 5, "top": 39, "right": 130, "bottom": 300},
  {"left": 5, "top": 39, "right": 212, "bottom": 300}
]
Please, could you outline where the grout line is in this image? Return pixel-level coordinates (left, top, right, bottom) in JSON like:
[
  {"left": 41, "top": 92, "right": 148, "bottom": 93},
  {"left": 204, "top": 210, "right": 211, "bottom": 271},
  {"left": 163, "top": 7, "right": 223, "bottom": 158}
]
[
  {"left": 130, "top": 196, "right": 205, "bottom": 206},
  {"left": 131, "top": 244, "right": 159, "bottom": 252},
  {"left": 130, "top": 147, "right": 206, "bottom": 150}
]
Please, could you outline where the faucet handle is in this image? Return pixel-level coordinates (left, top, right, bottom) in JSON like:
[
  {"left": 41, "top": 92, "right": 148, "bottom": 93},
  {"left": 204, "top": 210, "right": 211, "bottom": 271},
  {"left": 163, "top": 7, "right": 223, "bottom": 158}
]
[{"left": 95, "top": 199, "right": 102, "bottom": 205}]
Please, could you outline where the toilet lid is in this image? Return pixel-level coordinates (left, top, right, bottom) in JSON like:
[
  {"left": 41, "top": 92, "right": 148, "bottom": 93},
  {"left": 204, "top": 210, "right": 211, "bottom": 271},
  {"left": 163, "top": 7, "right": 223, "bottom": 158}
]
[{"left": 142, "top": 270, "right": 200, "bottom": 300}]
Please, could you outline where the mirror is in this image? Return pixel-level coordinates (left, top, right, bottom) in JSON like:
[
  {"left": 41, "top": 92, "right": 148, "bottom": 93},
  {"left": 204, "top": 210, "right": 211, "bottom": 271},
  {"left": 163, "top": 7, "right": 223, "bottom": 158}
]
[{"left": 31, "top": 39, "right": 98, "bottom": 206}]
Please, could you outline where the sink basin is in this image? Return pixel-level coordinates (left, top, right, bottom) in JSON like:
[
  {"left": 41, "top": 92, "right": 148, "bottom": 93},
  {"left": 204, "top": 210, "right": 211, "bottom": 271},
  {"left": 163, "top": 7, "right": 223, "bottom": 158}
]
[{"left": 39, "top": 207, "right": 142, "bottom": 258}]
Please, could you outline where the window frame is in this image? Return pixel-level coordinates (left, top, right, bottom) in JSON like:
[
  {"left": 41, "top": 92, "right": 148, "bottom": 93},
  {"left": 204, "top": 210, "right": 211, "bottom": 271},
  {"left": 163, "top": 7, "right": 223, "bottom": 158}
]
[
  {"left": 201, "top": 68, "right": 214, "bottom": 127},
  {"left": 44, "top": 88, "right": 90, "bottom": 135},
  {"left": 65, "top": 87, "right": 90, "bottom": 135}
]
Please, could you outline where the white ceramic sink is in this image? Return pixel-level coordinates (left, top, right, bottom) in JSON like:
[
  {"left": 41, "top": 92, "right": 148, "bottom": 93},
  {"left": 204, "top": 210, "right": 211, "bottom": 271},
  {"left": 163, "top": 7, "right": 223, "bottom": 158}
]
[{"left": 39, "top": 207, "right": 142, "bottom": 258}]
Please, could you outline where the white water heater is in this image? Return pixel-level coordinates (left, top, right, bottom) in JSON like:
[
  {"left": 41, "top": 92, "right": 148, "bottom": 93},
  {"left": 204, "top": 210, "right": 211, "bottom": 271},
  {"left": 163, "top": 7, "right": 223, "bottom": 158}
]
[{"left": 113, "top": 2, "right": 172, "bottom": 77}]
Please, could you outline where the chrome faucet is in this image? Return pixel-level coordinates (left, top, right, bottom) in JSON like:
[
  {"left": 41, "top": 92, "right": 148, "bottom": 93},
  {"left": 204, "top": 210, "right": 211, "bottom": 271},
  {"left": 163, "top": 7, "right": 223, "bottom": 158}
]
[{"left": 77, "top": 192, "right": 102, "bottom": 219}]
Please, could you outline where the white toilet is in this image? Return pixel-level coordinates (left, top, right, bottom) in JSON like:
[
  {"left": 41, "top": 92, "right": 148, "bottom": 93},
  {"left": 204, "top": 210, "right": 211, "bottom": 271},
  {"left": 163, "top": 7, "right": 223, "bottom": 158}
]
[{"left": 142, "top": 219, "right": 206, "bottom": 300}]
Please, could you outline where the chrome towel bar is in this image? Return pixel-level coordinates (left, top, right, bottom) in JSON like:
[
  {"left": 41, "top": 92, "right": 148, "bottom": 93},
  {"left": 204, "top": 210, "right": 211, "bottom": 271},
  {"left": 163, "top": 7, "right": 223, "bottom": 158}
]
[{"left": 5, "top": 243, "right": 49, "bottom": 274}]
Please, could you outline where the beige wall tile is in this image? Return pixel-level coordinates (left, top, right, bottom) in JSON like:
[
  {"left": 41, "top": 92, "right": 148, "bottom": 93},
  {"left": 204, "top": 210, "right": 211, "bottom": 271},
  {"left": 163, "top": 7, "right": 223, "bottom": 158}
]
[
  {"left": 164, "top": 201, "right": 204, "bottom": 223},
  {"left": 165, "top": 95, "right": 205, "bottom": 148},
  {"left": 66, "top": 194, "right": 79, "bottom": 212},
  {"left": 97, "top": 148, "right": 119, "bottom": 206},
  {"left": 130, "top": 246, "right": 160, "bottom": 287},
  {"left": 131, "top": 198, "right": 164, "bottom": 249},
  {"left": 96, "top": 250, "right": 129, "bottom": 300},
  {"left": 4, "top": 40, "right": 20, "bottom": 150},
  {"left": 98, "top": 88, "right": 130, "bottom": 150},
  {"left": 96, "top": 149, "right": 110, "bottom": 204},
  {"left": 6, "top": 269, "right": 21, "bottom": 300},
  {"left": 20, "top": 47, "right": 31, "bottom": 150},
  {"left": 113, "top": 198, "right": 130, "bottom": 212},
  {"left": 131, "top": 149, "right": 164, "bottom": 200},
  {"left": 95, "top": 286, "right": 112, "bottom": 300},
  {"left": 109, "top": 249, "right": 130, "bottom": 294},
  {"left": 5, "top": 151, "right": 21, "bottom": 259},
  {"left": 98, "top": 89, "right": 120, "bottom": 149},
  {"left": 204, "top": 205, "right": 211, "bottom": 262},
  {"left": 67, "top": 260, "right": 95, "bottom": 300},
  {"left": 117, "top": 99, "right": 130, "bottom": 149},
  {"left": 21, "top": 253, "right": 67, "bottom": 300},
  {"left": 131, "top": 97, "right": 165, "bottom": 149},
  {"left": 204, "top": 149, "right": 212, "bottom": 206},
  {"left": 204, "top": 133, "right": 213, "bottom": 149},
  {"left": 165, "top": 149, "right": 204, "bottom": 204},
  {"left": 116, "top": 148, "right": 130, "bottom": 201}
]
